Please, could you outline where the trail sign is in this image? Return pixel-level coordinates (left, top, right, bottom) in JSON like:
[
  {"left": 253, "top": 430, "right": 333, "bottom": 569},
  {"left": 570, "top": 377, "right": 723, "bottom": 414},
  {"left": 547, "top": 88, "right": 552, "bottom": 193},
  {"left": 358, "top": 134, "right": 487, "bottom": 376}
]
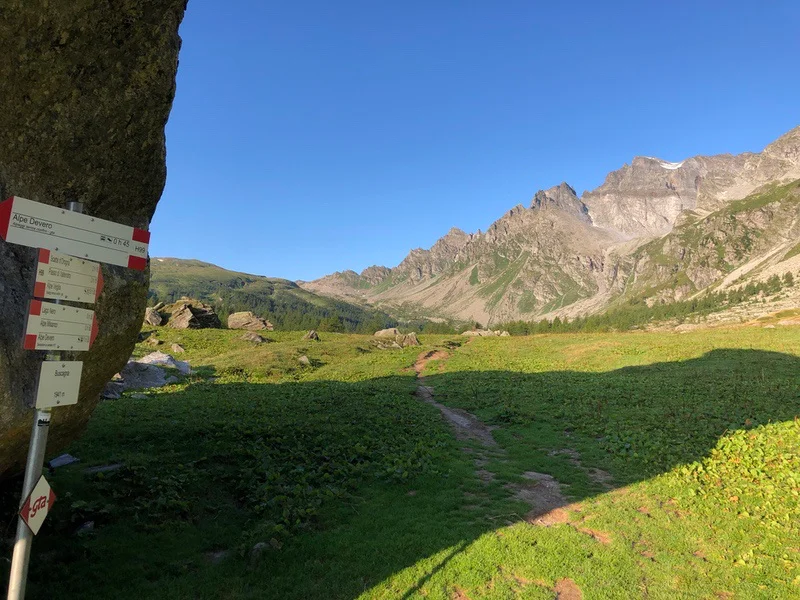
[
  {"left": 34, "top": 249, "right": 104, "bottom": 304},
  {"left": 34, "top": 361, "right": 83, "bottom": 409},
  {"left": 19, "top": 475, "right": 56, "bottom": 536},
  {"left": 0, "top": 196, "right": 149, "bottom": 269},
  {"left": 23, "top": 300, "right": 98, "bottom": 351}
]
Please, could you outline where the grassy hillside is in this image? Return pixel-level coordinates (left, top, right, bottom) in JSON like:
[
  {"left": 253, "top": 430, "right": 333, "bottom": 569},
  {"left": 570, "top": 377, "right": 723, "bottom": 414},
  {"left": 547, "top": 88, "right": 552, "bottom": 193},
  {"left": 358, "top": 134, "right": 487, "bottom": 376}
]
[
  {"left": 4, "top": 325, "right": 799, "bottom": 598},
  {"left": 149, "top": 258, "right": 396, "bottom": 332}
]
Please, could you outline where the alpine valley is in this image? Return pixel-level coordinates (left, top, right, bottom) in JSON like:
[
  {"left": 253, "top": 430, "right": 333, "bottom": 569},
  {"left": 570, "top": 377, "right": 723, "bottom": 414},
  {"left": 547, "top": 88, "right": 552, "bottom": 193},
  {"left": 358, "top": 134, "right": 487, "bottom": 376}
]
[{"left": 300, "top": 126, "right": 800, "bottom": 327}]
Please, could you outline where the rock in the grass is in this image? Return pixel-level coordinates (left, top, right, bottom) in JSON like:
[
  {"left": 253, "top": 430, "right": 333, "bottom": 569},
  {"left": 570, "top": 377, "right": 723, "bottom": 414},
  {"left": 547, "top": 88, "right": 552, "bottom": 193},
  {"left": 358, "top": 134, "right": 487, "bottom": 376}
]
[
  {"left": 170, "top": 343, "right": 186, "bottom": 353},
  {"left": 499, "top": 331, "right": 511, "bottom": 337},
  {"left": 117, "top": 361, "right": 168, "bottom": 390},
  {"left": 400, "top": 332, "right": 420, "bottom": 347},
  {"left": 137, "top": 351, "right": 192, "bottom": 375},
  {"left": 462, "top": 330, "right": 498, "bottom": 337},
  {"left": 101, "top": 381, "right": 125, "bottom": 399},
  {"left": 167, "top": 299, "right": 222, "bottom": 329},
  {"left": 153, "top": 302, "right": 166, "bottom": 311},
  {"left": 374, "top": 327, "right": 401, "bottom": 337},
  {"left": 303, "top": 330, "right": 320, "bottom": 341},
  {"left": 227, "top": 311, "right": 274, "bottom": 331},
  {"left": 49, "top": 454, "right": 80, "bottom": 469},
  {"left": 75, "top": 521, "right": 95, "bottom": 536},
  {"left": 0, "top": 0, "right": 187, "bottom": 479},
  {"left": 145, "top": 337, "right": 163, "bottom": 346},
  {"left": 298, "top": 355, "right": 311, "bottom": 366},
  {"left": 241, "top": 332, "right": 268, "bottom": 344},
  {"left": 144, "top": 307, "right": 163, "bottom": 326},
  {"left": 206, "top": 549, "right": 230, "bottom": 565},
  {"left": 84, "top": 463, "right": 124, "bottom": 475},
  {"left": 165, "top": 376, "right": 179, "bottom": 385},
  {"left": 249, "top": 542, "right": 269, "bottom": 565}
]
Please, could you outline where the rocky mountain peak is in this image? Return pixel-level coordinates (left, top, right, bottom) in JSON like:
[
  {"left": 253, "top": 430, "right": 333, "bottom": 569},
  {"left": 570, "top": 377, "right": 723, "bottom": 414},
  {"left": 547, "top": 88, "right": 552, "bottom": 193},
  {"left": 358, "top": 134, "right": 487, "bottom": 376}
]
[
  {"left": 531, "top": 182, "right": 591, "bottom": 223},
  {"left": 763, "top": 126, "right": 800, "bottom": 162},
  {"left": 359, "top": 265, "right": 391, "bottom": 284}
]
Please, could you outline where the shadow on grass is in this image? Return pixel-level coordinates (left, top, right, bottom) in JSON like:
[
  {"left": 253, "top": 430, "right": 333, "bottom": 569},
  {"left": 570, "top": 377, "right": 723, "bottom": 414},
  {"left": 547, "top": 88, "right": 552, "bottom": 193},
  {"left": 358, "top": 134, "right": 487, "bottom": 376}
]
[{"left": 0, "top": 348, "right": 798, "bottom": 599}]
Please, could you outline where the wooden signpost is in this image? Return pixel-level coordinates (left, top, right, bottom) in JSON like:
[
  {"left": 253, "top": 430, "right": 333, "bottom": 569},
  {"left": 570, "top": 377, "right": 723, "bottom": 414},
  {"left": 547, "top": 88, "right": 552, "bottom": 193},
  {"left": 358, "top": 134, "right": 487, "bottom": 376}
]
[{"left": 4, "top": 197, "right": 149, "bottom": 600}]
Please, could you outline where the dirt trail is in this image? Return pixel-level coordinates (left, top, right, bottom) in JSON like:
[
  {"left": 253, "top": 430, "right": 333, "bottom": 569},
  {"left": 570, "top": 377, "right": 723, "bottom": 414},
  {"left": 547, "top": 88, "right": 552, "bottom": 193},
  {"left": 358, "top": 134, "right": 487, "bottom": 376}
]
[
  {"left": 412, "top": 348, "right": 616, "bottom": 542},
  {"left": 413, "top": 349, "right": 571, "bottom": 514}
]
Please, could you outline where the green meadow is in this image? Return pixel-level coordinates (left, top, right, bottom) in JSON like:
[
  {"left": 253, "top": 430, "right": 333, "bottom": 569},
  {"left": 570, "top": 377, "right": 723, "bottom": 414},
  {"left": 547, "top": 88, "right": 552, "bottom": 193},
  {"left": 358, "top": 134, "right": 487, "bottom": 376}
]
[{"left": 2, "top": 325, "right": 799, "bottom": 599}]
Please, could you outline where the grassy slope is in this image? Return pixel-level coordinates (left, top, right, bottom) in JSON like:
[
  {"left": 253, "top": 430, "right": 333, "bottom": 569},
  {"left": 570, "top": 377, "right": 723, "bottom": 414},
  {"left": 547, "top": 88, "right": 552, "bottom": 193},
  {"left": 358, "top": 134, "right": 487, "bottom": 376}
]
[
  {"left": 2, "top": 327, "right": 799, "bottom": 598},
  {"left": 149, "top": 258, "right": 393, "bottom": 331}
]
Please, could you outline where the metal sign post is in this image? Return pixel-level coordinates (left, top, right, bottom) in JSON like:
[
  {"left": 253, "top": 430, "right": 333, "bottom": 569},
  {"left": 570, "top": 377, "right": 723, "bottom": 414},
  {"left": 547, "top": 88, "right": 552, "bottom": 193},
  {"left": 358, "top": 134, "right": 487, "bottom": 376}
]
[{"left": 4, "top": 197, "right": 149, "bottom": 599}]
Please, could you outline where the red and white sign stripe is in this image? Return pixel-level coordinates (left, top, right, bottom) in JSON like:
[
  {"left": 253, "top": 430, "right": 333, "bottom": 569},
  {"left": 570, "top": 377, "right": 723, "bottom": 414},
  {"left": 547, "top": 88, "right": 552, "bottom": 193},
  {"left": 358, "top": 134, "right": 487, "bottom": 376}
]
[
  {"left": 0, "top": 196, "right": 149, "bottom": 270},
  {"left": 23, "top": 300, "right": 98, "bottom": 352}
]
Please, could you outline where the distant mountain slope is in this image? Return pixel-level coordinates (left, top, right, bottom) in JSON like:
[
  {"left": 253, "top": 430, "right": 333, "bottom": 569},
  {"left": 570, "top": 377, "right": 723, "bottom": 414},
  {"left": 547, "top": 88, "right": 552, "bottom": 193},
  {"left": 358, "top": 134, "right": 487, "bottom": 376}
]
[
  {"left": 302, "top": 127, "right": 800, "bottom": 326},
  {"left": 149, "top": 258, "right": 395, "bottom": 332}
]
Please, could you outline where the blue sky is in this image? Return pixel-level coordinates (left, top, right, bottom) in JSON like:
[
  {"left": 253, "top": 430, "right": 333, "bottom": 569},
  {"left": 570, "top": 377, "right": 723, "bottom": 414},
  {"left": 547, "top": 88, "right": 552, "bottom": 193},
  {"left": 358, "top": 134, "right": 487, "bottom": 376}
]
[{"left": 151, "top": 0, "right": 800, "bottom": 281}]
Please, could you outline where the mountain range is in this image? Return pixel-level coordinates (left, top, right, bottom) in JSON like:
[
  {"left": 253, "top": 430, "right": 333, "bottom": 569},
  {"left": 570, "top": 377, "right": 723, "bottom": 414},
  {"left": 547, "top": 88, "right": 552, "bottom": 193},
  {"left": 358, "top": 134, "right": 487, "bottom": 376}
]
[{"left": 300, "top": 126, "right": 800, "bottom": 326}]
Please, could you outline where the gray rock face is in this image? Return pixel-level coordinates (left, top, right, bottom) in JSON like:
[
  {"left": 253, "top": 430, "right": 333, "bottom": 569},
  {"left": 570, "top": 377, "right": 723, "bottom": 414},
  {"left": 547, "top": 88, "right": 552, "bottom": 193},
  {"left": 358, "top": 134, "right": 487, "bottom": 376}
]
[
  {"left": 531, "top": 182, "right": 591, "bottom": 224},
  {"left": 0, "top": 1, "right": 186, "bottom": 479},
  {"left": 584, "top": 127, "right": 800, "bottom": 237},
  {"left": 360, "top": 265, "right": 391, "bottom": 284},
  {"left": 227, "top": 311, "right": 273, "bottom": 331},
  {"left": 395, "top": 228, "right": 473, "bottom": 282}
]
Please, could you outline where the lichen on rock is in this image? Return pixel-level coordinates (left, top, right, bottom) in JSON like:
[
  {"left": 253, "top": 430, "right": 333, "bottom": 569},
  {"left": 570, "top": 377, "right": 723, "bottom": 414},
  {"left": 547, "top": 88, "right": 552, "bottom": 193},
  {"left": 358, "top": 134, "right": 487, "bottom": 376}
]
[{"left": 0, "top": 0, "right": 187, "bottom": 479}]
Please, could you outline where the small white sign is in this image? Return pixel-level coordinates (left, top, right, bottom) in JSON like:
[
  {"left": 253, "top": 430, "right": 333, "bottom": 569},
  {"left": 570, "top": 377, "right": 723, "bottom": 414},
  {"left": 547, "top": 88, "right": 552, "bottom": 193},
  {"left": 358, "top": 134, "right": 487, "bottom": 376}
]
[
  {"left": 24, "top": 300, "right": 98, "bottom": 351},
  {"left": 0, "top": 196, "right": 149, "bottom": 269},
  {"left": 19, "top": 475, "right": 56, "bottom": 535},
  {"left": 34, "top": 249, "right": 104, "bottom": 304},
  {"left": 35, "top": 361, "right": 82, "bottom": 409}
]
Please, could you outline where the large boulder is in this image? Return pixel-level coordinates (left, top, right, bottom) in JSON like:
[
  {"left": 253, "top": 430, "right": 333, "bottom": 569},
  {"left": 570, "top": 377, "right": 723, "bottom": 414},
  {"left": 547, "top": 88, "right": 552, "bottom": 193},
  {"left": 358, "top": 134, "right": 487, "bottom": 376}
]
[
  {"left": 0, "top": 1, "right": 187, "bottom": 479},
  {"left": 168, "top": 300, "right": 221, "bottom": 329},
  {"left": 374, "top": 328, "right": 401, "bottom": 338},
  {"left": 227, "top": 311, "right": 273, "bottom": 331}
]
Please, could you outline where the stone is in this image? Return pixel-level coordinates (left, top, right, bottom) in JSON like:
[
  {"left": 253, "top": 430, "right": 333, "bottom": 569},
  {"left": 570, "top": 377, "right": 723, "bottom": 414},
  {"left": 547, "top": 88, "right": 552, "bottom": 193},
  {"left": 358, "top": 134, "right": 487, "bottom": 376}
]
[
  {"left": 374, "top": 328, "right": 401, "bottom": 337},
  {"left": 101, "top": 381, "right": 125, "bottom": 400},
  {"left": 303, "top": 330, "right": 320, "bottom": 341},
  {"left": 0, "top": 0, "right": 187, "bottom": 479},
  {"left": 170, "top": 343, "right": 186, "bottom": 353},
  {"left": 145, "top": 337, "right": 163, "bottom": 346},
  {"left": 167, "top": 299, "right": 221, "bottom": 329},
  {"left": 165, "top": 376, "right": 179, "bottom": 385},
  {"left": 49, "top": 454, "right": 80, "bottom": 469},
  {"left": 499, "top": 331, "right": 511, "bottom": 337},
  {"left": 227, "top": 311, "right": 274, "bottom": 331},
  {"left": 144, "top": 307, "right": 163, "bottom": 326},
  {"left": 75, "top": 521, "right": 95, "bottom": 536},
  {"left": 152, "top": 302, "right": 166, "bottom": 311},
  {"left": 250, "top": 542, "right": 269, "bottom": 565},
  {"left": 241, "top": 332, "right": 268, "bottom": 344},
  {"left": 298, "top": 355, "right": 311, "bottom": 366},
  {"left": 400, "top": 332, "right": 420, "bottom": 347},
  {"left": 137, "top": 351, "right": 191, "bottom": 375},
  {"left": 130, "top": 393, "right": 148, "bottom": 399},
  {"left": 84, "top": 463, "right": 124, "bottom": 475},
  {"left": 118, "top": 361, "right": 168, "bottom": 390}
]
